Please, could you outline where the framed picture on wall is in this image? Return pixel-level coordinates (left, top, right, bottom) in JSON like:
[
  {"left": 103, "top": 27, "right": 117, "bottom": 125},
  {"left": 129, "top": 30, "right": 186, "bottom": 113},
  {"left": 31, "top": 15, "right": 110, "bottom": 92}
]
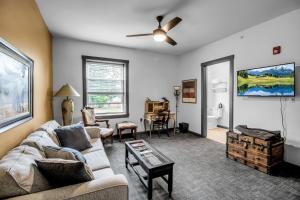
[
  {"left": 0, "top": 38, "right": 33, "bottom": 133},
  {"left": 182, "top": 79, "right": 197, "bottom": 103}
]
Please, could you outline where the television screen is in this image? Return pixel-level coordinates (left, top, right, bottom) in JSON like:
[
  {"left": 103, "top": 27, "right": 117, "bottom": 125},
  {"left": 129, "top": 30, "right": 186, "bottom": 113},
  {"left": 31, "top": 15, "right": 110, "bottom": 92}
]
[{"left": 237, "top": 63, "right": 295, "bottom": 97}]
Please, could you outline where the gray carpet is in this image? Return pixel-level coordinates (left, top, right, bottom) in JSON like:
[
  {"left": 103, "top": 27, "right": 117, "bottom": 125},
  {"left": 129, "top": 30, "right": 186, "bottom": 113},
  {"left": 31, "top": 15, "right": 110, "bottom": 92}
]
[{"left": 105, "top": 132, "right": 300, "bottom": 200}]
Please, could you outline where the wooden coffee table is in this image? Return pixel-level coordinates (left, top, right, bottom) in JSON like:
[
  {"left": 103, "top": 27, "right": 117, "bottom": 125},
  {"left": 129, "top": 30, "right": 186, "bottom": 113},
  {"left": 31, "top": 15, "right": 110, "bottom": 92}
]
[{"left": 125, "top": 140, "right": 174, "bottom": 200}]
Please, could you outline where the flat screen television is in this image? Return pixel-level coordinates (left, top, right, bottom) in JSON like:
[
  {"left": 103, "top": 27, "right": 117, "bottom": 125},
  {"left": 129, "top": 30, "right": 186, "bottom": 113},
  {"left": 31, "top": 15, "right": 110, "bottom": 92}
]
[{"left": 237, "top": 62, "right": 295, "bottom": 97}]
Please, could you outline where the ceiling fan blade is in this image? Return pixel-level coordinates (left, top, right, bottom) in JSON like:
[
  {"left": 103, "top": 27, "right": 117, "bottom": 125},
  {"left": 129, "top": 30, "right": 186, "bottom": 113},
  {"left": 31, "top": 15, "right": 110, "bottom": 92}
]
[
  {"left": 165, "top": 36, "right": 177, "bottom": 46},
  {"left": 126, "top": 33, "right": 153, "bottom": 37},
  {"left": 162, "top": 17, "right": 182, "bottom": 32}
]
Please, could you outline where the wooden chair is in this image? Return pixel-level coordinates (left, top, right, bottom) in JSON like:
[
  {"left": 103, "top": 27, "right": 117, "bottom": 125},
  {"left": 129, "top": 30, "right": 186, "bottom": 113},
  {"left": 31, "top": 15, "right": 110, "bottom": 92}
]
[
  {"left": 152, "top": 110, "right": 170, "bottom": 137},
  {"left": 81, "top": 106, "right": 110, "bottom": 128},
  {"left": 81, "top": 106, "right": 114, "bottom": 144}
]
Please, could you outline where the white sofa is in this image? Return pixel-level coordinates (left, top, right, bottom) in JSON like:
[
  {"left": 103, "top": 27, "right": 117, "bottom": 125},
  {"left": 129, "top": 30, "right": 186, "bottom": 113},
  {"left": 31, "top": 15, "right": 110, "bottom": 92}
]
[{"left": 0, "top": 120, "right": 128, "bottom": 200}]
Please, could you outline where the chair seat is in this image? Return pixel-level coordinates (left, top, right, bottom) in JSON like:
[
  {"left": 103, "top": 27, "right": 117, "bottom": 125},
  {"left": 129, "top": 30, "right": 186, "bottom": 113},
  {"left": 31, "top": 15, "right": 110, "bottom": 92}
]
[
  {"left": 100, "top": 128, "right": 114, "bottom": 138},
  {"left": 153, "top": 119, "right": 164, "bottom": 124},
  {"left": 117, "top": 122, "right": 137, "bottom": 129}
]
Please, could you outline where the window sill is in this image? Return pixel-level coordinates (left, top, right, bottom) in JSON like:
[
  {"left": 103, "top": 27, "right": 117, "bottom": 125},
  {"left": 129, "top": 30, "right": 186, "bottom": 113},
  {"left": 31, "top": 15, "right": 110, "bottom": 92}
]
[{"left": 95, "top": 113, "right": 129, "bottom": 119}]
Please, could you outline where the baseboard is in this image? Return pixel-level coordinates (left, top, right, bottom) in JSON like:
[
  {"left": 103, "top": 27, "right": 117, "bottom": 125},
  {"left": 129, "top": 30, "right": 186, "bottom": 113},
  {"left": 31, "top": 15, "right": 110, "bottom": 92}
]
[
  {"left": 217, "top": 125, "right": 229, "bottom": 129},
  {"left": 189, "top": 131, "right": 203, "bottom": 137}
]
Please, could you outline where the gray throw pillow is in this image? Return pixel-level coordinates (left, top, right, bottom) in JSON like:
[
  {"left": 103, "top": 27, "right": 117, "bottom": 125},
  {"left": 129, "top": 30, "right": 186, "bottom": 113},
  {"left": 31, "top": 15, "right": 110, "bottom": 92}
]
[
  {"left": 55, "top": 124, "right": 92, "bottom": 151},
  {"left": 36, "top": 159, "right": 94, "bottom": 187},
  {"left": 43, "top": 146, "right": 86, "bottom": 163}
]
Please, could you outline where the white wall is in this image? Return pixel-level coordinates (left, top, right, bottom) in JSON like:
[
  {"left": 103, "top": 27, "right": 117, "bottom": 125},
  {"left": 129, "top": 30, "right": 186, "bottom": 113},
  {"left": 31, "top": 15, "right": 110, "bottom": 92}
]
[
  {"left": 52, "top": 37, "right": 178, "bottom": 132},
  {"left": 177, "top": 9, "right": 300, "bottom": 165},
  {"left": 207, "top": 62, "right": 230, "bottom": 127}
]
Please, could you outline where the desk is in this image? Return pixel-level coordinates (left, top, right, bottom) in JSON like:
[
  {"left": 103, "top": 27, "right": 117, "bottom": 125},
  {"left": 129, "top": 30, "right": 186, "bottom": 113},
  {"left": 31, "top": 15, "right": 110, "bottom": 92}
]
[{"left": 144, "top": 112, "right": 176, "bottom": 139}]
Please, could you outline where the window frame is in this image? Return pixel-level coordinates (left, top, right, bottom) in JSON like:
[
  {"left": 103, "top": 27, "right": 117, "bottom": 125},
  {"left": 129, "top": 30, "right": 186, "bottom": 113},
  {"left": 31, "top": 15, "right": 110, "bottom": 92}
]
[{"left": 82, "top": 55, "right": 129, "bottom": 119}]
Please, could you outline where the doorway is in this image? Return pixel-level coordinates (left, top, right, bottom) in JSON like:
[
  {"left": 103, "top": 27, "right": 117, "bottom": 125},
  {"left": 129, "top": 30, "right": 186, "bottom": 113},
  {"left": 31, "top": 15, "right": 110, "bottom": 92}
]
[{"left": 201, "top": 55, "right": 234, "bottom": 143}]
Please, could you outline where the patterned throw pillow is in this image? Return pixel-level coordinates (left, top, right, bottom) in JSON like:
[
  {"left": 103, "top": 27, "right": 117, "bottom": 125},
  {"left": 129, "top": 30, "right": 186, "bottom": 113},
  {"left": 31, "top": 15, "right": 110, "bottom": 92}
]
[
  {"left": 21, "top": 131, "right": 59, "bottom": 153},
  {"left": 43, "top": 146, "right": 86, "bottom": 163},
  {"left": 38, "top": 120, "right": 61, "bottom": 145},
  {"left": 36, "top": 159, "right": 94, "bottom": 187}
]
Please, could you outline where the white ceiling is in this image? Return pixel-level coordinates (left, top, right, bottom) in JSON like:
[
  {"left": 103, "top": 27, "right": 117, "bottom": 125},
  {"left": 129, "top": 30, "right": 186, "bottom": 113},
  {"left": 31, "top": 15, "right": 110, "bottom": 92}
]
[{"left": 36, "top": 0, "right": 300, "bottom": 55}]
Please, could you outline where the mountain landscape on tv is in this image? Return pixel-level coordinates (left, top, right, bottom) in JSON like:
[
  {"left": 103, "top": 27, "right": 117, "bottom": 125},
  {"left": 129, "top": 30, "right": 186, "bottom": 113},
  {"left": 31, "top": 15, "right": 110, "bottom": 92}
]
[{"left": 237, "top": 63, "right": 295, "bottom": 96}]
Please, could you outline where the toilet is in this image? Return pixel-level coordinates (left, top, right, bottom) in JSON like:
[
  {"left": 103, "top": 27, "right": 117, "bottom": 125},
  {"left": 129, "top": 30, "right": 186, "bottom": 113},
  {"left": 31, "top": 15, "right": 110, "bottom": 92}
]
[{"left": 207, "top": 104, "right": 223, "bottom": 129}]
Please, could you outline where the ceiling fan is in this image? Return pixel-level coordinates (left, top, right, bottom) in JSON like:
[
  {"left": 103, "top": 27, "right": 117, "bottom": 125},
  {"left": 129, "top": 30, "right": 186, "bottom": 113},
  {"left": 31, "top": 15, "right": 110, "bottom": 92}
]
[{"left": 126, "top": 16, "right": 182, "bottom": 46}]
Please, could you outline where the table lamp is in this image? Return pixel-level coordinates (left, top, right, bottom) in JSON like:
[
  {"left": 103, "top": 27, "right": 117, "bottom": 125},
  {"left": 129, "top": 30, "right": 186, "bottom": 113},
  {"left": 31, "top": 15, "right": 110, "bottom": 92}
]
[{"left": 54, "top": 83, "right": 80, "bottom": 125}]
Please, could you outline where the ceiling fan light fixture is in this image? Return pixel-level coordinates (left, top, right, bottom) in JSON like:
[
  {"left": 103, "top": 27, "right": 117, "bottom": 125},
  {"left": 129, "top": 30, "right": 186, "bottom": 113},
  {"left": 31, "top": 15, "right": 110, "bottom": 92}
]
[
  {"left": 126, "top": 16, "right": 181, "bottom": 46},
  {"left": 153, "top": 29, "right": 166, "bottom": 42}
]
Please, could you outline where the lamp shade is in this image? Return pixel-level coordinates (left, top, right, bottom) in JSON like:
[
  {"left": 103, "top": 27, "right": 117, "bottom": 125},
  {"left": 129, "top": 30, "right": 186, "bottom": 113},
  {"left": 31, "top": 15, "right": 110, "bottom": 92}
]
[{"left": 54, "top": 84, "right": 80, "bottom": 97}]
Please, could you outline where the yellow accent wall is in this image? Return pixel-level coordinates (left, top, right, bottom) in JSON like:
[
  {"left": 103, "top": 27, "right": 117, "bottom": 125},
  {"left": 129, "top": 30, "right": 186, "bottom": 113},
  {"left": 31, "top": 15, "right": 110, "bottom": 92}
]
[{"left": 0, "top": 0, "right": 53, "bottom": 158}]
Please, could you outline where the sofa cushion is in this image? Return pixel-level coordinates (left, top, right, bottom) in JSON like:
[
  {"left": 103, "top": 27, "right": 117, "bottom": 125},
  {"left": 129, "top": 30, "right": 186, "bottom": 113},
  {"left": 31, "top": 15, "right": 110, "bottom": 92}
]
[
  {"left": 81, "top": 138, "right": 104, "bottom": 154},
  {"left": 36, "top": 158, "right": 94, "bottom": 187},
  {"left": 21, "top": 131, "right": 59, "bottom": 152},
  {"left": 55, "top": 124, "right": 92, "bottom": 151},
  {"left": 0, "top": 145, "right": 51, "bottom": 199},
  {"left": 43, "top": 146, "right": 86, "bottom": 163},
  {"left": 83, "top": 150, "right": 110, "bottom": 171},
  {"left": 38, "top": 120, "right": 61, "bottom": 145},
  {"left": 93, "top": 168, "right": 114, "bottom": 180}
]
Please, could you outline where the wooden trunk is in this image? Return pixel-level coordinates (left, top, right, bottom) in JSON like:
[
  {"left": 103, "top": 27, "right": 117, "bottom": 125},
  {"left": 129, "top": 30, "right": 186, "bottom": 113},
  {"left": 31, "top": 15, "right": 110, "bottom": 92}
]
[{"left": 226, "top": 131, "right": 284, "bottom": 174}]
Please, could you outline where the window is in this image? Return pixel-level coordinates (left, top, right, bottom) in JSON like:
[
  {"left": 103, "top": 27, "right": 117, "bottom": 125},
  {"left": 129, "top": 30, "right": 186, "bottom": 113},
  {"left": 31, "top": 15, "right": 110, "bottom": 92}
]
[{"left": 82, "top": 56, "right": 129, "bottom": 118}]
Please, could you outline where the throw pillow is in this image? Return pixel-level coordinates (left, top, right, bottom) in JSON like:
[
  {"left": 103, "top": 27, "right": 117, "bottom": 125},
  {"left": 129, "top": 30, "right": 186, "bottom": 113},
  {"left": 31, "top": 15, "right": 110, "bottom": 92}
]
[
  {"left": 43, "top": 146, "right": 86, "bottom": 163},
  {"left": 38, "top": 120, "right": 61, "bottom": 145},
  {"left": 35, "top": 159, "right": 94, "bottom": 187},
  {"left": 21, "top": 131, "right": 59, "bottom": 153},
  {"left": 55, "top": 124, "right": 92, "bottom": 151}
]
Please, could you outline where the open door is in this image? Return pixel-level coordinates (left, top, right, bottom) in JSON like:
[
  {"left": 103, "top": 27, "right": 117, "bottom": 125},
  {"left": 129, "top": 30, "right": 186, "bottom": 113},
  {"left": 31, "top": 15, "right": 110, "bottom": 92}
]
[{"left": 201, "top": 55, "right": 234, "bottom": 142}]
